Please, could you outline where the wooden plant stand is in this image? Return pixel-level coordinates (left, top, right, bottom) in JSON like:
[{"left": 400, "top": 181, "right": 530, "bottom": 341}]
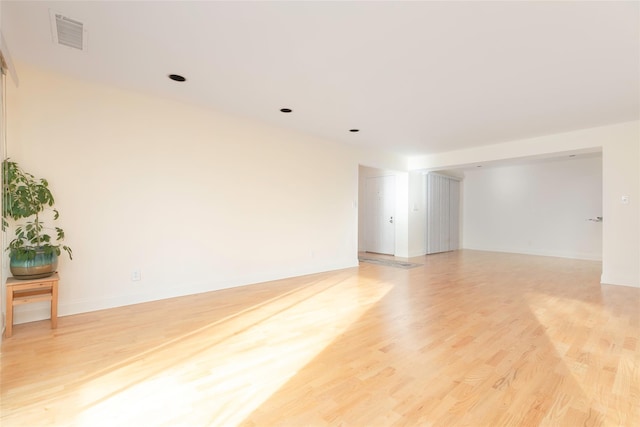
[{"left": 4, "top": 273, "right": 59, "bottom": 338}]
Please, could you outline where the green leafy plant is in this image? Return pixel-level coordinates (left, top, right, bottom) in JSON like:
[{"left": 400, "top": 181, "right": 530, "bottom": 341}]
[{"left": 2, "top": 159, "right": 72, "bottom": 261}]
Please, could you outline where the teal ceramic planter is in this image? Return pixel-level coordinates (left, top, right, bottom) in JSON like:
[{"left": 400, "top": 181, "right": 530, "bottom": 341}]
[{"left": 10, "top": 248, "right": 58, "bottom": 280}]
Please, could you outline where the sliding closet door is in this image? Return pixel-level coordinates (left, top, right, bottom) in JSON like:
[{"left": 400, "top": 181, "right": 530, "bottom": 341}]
[
  {"left": 426, "top": 173, "right": 460, "bottom": 254},
  {"left": 427, "top": 173, "right": 444, "bottom": 254},
  {"left": 449, "top": 179, "right": 460, "bottom": 251},
  {"left": 426, "top": 173, "right": 445, "bottom": 254}
]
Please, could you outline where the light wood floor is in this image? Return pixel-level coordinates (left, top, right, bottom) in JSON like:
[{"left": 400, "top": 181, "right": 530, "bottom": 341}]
[{"left": 1, "top": 250, "right": 638, "bottom": 426}]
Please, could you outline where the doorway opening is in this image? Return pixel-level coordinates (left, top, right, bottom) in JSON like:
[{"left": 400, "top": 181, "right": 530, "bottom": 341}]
[{"left": 358, "top": 166, "right": 397, "bottom": 256}]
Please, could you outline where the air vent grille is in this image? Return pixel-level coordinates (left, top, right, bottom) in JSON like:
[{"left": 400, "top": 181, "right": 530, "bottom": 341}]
[{"left": 50, "top": 11, "right": 85, "bottom": 51}]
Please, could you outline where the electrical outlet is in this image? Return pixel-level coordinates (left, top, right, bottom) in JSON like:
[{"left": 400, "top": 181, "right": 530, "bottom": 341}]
[{"left": 131, "top": 269, "right": 141, "bottom": 281}]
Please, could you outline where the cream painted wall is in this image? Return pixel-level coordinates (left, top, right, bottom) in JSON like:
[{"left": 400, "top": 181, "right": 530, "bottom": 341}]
[
  {"left": 5, "top": 60, "right": 638, "bottom": 329},
  {"left": 462, "top": 156, "right": 603, "bottom": 260},
  {"left": 7, "top": 62, "right": 406, "bottom": 323},
  {"left": 411, "top": 121, "right": 640, "bottom": 287}
]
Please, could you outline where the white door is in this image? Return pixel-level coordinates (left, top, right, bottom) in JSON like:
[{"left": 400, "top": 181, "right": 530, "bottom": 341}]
[{"left": 365, "top": 175, "right": 395, "bottom": 255}]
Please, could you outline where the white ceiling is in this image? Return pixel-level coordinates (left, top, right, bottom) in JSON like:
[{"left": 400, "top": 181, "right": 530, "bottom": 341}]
[{"left": 2, "top": 1, "right": 638, "bottom": 157}]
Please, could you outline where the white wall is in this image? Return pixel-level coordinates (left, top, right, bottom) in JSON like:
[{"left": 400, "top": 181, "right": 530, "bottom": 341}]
[
  {"left": 410, "top": 121, "right": 640, "bottom": 287},
  {"left": 7, "top": 62, "right": 405, "bottom": 323},
  {"left": 407, "top": 171, "right": 426, "bottom": 257},
  {"left": 462, "top": 155, "right": 603, "bottom": 260},
  {"left": 601, "top": 124, "right": 640, "bottom": 286}
]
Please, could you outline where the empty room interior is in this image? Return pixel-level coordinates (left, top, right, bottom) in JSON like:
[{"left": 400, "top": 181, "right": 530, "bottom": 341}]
[{"left": 0, "top": 1, "right": 638, "bottom": 426}]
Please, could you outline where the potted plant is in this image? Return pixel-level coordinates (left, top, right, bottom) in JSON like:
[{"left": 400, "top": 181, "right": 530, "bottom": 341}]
[{"left": 2, "top": 159, "right": 72, "bottom": 279}]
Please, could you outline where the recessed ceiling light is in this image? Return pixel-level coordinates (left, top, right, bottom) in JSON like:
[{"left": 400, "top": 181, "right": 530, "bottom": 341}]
[
  {"left": 569, "top": 154, "right": 576, "bottom": 157},
  {"left": 476, "top": 165, "right": 483, "bottom": 168},
  {"left": 168, "top": 74, "right": 186, "bottom": 82},
  {"left": 349, "top": 129, "right": 360, "bottom": 133},
  {"left": 280, "top": 108, "right": 293, "bottom": 113}
]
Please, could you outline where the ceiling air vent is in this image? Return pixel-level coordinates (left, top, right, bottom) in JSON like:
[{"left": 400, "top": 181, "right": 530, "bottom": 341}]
[{"left": 50, "top": 10, "right": 86, "bottom": 51}]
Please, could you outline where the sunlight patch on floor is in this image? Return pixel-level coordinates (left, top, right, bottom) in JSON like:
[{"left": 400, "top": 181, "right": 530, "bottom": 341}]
[
  {"left": 523, "top": 289, "right": 636, "bottom": 425},
  {"left": 72, "top": 275, "right": 393, "bottom": 426}
]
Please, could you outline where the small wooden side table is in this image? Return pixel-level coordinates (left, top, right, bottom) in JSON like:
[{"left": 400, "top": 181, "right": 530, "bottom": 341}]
[{"left": 5, "top": 273, "right": 59, "bottom": 338}]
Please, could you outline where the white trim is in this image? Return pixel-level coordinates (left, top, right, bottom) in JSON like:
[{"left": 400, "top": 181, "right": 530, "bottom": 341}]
[
  {"left": 463, "top": 245, "right": 602, "bottom": 262},
  {"left": 0, "top": 32, "right": 19, "bottom": 86},
  {"left": 601, "top": 275, "right": 640, "bottom": 288},
  {"left": 10, "top": 261, "right": 360, "bottom": 324},
  {"left": 425, "top": 171, "right": 462, "bottom": 181}
]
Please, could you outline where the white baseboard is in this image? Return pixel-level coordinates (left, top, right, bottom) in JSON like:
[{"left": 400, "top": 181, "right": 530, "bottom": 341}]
[
  {"left": 600, "top": 274, "right": 640, "bottom": 288},
  {"left": 10, "top": 261, "right": 360, "bottom": 325},
  {"left": 462, "top": 245, "right": 602, "bottom": 261}
]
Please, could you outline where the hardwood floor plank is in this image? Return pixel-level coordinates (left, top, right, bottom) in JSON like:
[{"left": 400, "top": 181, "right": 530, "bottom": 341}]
[{"left": 1, "top": 250, "right": 638, "bottom": 426}]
